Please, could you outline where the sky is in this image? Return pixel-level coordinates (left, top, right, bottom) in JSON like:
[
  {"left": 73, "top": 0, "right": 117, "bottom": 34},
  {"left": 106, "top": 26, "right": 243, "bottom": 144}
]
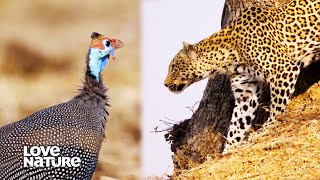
[{"left": 141, "top": 0, "right": 225, "bottom": 178}]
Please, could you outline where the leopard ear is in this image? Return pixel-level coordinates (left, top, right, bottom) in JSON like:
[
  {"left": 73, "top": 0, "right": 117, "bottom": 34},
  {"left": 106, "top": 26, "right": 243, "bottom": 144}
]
[
  {"left": 188, "top": 49, "right": 198, "bottom": 59},
  {"left": 183, "top": 41, "right": 191, "bottom": 52},
  {"left": 183, "top": 41, "right": 197, "bottom": 59}
]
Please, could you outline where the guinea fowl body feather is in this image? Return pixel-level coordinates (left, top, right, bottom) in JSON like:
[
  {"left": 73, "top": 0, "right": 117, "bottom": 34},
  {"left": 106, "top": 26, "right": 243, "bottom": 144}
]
[{"left": 0, "top": 32, "right": 123, "bottom": 179}]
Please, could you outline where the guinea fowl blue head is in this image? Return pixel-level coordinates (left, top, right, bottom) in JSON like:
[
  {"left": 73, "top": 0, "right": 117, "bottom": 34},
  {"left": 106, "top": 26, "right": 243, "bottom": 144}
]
[{"left": 88, "top": 32, "right": 124, "bottom": 81}]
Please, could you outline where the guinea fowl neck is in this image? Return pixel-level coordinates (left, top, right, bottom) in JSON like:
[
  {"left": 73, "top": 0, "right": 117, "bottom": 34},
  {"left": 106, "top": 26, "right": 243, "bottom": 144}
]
[{"left": 76, "top": 54, "right": 108, "bottom": 101}]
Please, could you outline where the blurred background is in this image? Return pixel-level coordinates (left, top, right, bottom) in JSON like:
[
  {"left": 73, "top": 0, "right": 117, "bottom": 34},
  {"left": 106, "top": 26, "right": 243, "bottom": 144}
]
[{"left": 0, "top": 0, "right": 140, "bottom": 179}]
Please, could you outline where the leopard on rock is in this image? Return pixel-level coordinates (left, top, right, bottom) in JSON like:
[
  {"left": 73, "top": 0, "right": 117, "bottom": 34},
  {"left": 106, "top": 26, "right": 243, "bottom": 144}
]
[{"left": 164, "top": 0, "right": 320, "bottom": 153}]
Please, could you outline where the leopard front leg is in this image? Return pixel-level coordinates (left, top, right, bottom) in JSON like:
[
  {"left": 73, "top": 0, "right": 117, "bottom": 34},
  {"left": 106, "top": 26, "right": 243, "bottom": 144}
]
[{"left": 223, "top": 74, "right": 263, "bottom": 154}]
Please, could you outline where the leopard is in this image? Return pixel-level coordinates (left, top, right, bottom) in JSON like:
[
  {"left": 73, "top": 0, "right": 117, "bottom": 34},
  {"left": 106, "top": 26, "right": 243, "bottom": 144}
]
[{"left": 164, "top": 0, "right": 320, "bottom": 154}]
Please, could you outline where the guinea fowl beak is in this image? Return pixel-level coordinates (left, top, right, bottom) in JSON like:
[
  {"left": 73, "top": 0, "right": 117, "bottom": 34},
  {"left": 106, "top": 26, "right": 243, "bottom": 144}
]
[{"left": 109, "top": 38, "right": 124, "bottom": 61}]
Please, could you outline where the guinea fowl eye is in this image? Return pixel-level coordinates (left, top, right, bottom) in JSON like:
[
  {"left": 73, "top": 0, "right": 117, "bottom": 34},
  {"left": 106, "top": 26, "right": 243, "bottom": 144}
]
[{"left": 105, "top": 41, "right": 111, "bottom": 47}]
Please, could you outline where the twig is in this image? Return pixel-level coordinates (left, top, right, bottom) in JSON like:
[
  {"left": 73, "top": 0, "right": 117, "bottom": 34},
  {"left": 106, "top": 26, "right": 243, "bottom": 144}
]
[{"left": 186, "top": 101, "right": 200, "bottom": 114}]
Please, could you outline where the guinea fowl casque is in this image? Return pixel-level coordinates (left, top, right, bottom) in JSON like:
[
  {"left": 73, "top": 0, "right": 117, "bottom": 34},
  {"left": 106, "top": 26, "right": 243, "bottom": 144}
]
[{"left": 0, "top": 32, "right": 123, "bottom": 179}]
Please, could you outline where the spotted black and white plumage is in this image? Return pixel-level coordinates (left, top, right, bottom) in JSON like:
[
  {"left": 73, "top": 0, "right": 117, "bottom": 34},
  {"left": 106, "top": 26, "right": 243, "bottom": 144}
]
[{"left": 0, "top": 32, "right": 123, "bottom": 179}]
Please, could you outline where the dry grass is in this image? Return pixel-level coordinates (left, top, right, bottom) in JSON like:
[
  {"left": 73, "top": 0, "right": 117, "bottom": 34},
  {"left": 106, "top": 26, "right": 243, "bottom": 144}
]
[
  {"left": 174, "top": 82, "right": 320, "bottom": 179},
  {"left": 0, "top": 0, "right": 140, "bottom": 179}
]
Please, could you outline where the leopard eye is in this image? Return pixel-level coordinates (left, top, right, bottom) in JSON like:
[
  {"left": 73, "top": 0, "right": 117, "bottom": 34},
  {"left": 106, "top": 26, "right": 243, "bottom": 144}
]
[{"left": 105, "top": 40, "right": 111, "bottom": 47}]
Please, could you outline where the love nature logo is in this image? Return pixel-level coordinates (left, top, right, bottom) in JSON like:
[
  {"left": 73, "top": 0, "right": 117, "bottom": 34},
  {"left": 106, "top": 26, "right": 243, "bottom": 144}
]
[{"left": 23, "top": 146, "right": 81, "bottom": 167}]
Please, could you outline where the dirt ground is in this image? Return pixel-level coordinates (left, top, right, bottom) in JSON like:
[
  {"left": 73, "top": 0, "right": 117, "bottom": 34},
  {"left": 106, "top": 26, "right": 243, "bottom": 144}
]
[
  {"left": 0, "top": 0, "right": 140, "bottom": 179},
  {"left": 173, "top": 82, "right": 320, "bottom": 179}
]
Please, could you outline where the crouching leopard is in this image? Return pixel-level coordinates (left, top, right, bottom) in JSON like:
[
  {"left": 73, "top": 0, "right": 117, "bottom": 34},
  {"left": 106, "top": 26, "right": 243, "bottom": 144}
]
[{"left": 164, "top": 0, "right": 320, "bottom": 154}]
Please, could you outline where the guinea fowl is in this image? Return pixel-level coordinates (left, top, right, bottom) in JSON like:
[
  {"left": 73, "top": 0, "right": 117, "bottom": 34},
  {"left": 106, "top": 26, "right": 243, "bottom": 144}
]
[{"left": 0, "top": 32, "right": 123, "bottom": 179}]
